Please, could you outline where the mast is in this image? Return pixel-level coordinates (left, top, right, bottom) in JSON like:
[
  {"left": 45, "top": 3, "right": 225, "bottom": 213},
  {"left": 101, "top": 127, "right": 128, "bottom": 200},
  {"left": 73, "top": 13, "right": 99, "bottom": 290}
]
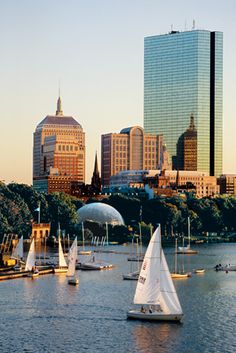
[
  {"left": 82, "top": 222, "right": 85, "bottom": 250},
  {"left": 188, "top": 217, "right": 191, "bottom": 248}
]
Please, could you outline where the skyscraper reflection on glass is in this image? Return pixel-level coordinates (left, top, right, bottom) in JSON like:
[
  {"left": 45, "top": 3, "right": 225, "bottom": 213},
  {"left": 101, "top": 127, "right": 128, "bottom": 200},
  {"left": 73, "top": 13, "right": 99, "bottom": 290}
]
[{"left": 144, "top": 30, "right": 223, "bottom": 177}]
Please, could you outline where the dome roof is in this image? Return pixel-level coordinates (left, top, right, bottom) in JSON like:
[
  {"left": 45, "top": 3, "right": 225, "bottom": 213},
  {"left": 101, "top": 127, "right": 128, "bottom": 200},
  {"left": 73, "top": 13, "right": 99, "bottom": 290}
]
[{"left": 77, "top": 203, "right": 124, "bottom": 226}]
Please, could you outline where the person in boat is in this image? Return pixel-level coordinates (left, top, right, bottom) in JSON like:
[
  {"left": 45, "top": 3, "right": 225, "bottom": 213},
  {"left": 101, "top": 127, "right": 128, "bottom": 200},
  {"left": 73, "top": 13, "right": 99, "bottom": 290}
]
[
  {"left": 140, "top": 306, "right": 146, "bottom": 313},
  {"left": 149, "top": 305, "right": 153, "bottom": 313}
]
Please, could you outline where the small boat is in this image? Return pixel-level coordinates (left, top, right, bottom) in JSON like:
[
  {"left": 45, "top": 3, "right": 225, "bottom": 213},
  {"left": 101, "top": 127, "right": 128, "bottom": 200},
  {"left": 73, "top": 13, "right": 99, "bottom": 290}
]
[
  {"left": 79, "top": 254, "right": 114, "bottom": 270},
  {"left": 194, "top": 268, "right": 205, "bottom": 274},
  {"left": 171, "top": 238, "right": 191, "bottom": 279},
  {"left": 178, "top": 217, "right": 198, "bottom": 254},
  {"left": 25, "top": 238, "right": 39, "bottom": 278},
  {"left": 78, "top": 222, "right": 92, "bottom": 255},
  {"left": 123, "top": 270, "right": 139, "bottom": 280},
  {"left": 127, "top": 225, "right": 183, "bottom": 322},
  {"left": 28, "top": 267, "right": 39, "bottom": 278},
  {"left": 171, "top": 272, "right": 191, "bottom": 279},
  {"left": 54, "top": 225, "right": 68, "bottom": 273},
  {"left": 123, "top": 239, "right": 141, "bottom": 280},
  {"left": 215, "top": 264, "right": 236, "bottom": 272},
  {"left": 67, "top": 237, "right": 79, "bottom": 286}
]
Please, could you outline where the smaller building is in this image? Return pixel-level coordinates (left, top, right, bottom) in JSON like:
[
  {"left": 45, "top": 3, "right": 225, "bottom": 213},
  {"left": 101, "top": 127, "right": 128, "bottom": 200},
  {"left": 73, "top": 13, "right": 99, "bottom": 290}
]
[
  {"left": 31, "top": 223, "right": 51, "bottom": 242},
  {"left": 101, "top": 126, "right": 164, "bottom": 186},
  {"left": 218, "top": 174, "right": 236, "bottom": 195}
]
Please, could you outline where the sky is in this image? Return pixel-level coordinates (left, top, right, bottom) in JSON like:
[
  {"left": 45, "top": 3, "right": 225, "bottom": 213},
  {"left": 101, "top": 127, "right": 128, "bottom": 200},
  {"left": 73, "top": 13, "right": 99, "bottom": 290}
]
[{"left": 0, "top": 0, "right": 236, "bottom": 184}]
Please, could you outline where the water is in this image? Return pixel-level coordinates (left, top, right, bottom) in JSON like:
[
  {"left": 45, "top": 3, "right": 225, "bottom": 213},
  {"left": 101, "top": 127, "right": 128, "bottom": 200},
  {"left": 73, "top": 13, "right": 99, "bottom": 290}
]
[{"left": 0, "top": 243, "right": 236, "bottom": 353}]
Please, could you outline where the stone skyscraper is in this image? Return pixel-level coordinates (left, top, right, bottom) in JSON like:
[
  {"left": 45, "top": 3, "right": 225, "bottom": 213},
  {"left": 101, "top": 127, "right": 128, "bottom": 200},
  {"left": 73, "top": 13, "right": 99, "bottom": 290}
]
[{"left": 33, "top": 97, "right": 85, "bottom": 193}]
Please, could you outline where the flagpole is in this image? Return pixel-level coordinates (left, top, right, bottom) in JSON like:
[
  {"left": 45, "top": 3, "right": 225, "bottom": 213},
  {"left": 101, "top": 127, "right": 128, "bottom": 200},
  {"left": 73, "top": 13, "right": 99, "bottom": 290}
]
[{"left": 38, "top": 202, "right": 41, "bottom": 224}]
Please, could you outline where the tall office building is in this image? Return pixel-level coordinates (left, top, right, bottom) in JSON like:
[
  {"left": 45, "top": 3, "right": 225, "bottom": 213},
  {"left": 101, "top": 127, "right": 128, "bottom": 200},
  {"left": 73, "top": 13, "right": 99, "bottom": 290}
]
[
  {"left": 101, "top": 126, "right": 163, "bottom": 186},
  {"left": 144, "top": 29, "right": 223, "bottom": 177},
  {"left": 33, "top": 97, "right": 85, "bottom": 193}
]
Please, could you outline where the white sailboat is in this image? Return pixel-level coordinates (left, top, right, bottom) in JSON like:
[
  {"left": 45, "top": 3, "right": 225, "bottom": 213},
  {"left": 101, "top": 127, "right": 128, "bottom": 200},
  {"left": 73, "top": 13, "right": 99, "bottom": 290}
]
[
  {"left": 127, "top": 225, "right": 183, "bottom": 322},
  {"left": 54, "top": 226, "right": 68, "bottom": 273},
  {"left": 79, "top": 222, "right": 92, "bottom": 255},
  {"left": 178, "top": 217, "right": 198, "bottom": 254},
  {"left": 67, "top": 237, "right": 79, "bottom": 285},
  {"left": 123, "top": 239, "right": 140, "bottom": 280},
  {"left": 171, "top": 238, "right": 191, "bottom": 279},
  {"left": 11, "top": 235, "right": 24, "bottom": 265},
  {"left": 25, "top": 238, "right": 39, "bottom": 277}
]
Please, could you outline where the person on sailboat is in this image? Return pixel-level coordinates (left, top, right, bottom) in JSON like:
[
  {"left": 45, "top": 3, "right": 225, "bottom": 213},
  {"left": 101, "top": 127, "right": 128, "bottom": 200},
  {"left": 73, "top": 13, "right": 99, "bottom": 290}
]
[{"left": 141, "top": 306, "right": 145, "bottom": 313}]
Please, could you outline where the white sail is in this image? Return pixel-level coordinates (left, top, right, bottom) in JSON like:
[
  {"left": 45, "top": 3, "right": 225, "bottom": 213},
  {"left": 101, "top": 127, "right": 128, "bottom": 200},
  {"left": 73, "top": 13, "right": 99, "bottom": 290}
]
[
  {"left": 12, "top": 236, "right": 23, "bottom": 259},
  {"left": 67, "top": 237, "right": 77, "bottom": 277},
  {"left": 58, "top": 235, "right": 67, "bottom": 268},
  {"left": 134, "top": 226, "right": 161, "bottom": 305},
  {"left": 134, "top": 225, "right": 183, "bottom": 315},
  {"left": 25, "top": 238, "right": 35, "bottom": 271},
  {"left": 159, "top": 249, "right": 183, "bottom": 314}
]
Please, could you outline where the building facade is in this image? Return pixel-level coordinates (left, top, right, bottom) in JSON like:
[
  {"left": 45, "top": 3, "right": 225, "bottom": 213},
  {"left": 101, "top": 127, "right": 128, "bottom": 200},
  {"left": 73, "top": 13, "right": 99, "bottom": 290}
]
[
  {"left": 101, "top": 126, "right": 163, "bottom": 186},
  {"left": 33, "top": 97, "right": 85, "bottom": 193},
  {"left": 177, "top": 115, "right": 197, "bottom": 171},
  {"left": 218, "top": 174, "right": 236, "bottom": 195},
  {"left": 144, "top": 29, "right": 223, "bottom": 177}
]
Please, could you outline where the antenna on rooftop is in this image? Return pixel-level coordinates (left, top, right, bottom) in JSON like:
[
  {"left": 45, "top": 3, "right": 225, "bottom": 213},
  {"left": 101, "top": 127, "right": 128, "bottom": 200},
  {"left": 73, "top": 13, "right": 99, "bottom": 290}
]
[
  {"left": 171, "top": 24, "right": 173, "bottom": 32},
  {"left": 192, "top": 19, "right": 196, "bottom": 30}
]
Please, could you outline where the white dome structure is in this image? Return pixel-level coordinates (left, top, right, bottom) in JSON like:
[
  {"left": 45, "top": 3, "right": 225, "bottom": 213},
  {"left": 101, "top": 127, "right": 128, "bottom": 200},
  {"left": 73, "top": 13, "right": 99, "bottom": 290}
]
[{"left": 77, "top": 203, "right": 124, "bottom": 226}]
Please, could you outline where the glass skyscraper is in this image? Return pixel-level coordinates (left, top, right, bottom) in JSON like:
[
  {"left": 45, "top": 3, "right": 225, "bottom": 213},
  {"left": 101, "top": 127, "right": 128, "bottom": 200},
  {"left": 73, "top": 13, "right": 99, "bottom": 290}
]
[{"left": 144, "top": 30, "right": 223, "bottom": 177}]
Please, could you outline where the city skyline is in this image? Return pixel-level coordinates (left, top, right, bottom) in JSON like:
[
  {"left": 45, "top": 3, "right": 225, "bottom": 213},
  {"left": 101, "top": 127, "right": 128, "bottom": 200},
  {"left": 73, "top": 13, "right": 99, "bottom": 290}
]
[{"left": 0, "top": 1, "right": 236, "bottom": 184}]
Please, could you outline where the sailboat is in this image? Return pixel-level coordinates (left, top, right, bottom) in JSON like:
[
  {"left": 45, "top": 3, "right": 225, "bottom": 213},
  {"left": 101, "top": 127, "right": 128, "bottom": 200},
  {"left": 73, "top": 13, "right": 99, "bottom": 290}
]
[
  {"left": 54, "top": 225, "right": 68, "bottom": 273},
  {"left": 127, "top": 225, "right": 183, "bottom": 322},
  {"left": 171, "top": 238, "right": 191, "bottom": 279},
  {"left": 67, "top": 237, "right": 79, "bottom": 285},
  {"left": 25, "top": 238, "right": 39, "bottom": 278},
  {"left": 123, "top": 239, "right": 140, "bottom": 280},
  {"left": 11, "top": 236, "right": 25, "bottom": 270},
  {"left": 78, "top": 222, "right": 92, "bottom": 255},
  {"left": 178, "top": 217, "right": 198, "bottom": 254}
]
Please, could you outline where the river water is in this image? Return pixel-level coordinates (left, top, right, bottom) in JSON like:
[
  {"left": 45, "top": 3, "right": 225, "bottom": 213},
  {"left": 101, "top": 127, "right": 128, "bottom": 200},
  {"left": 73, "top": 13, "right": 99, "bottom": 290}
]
[{"left": 0, "top": 243, "right": 236, "bottom": 353}]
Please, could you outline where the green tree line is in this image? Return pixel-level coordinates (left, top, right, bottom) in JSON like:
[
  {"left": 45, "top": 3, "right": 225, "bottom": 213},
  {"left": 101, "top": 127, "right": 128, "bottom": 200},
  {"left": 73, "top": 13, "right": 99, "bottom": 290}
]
[{"left": 1, "top": 182, "right": 236, "bottom": 241}]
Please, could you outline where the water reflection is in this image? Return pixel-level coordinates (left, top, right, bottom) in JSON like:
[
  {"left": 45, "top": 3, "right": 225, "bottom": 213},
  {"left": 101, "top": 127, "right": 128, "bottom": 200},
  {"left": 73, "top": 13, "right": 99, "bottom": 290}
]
[{"left": 133, "top": 323, "right": 181, "bottom": 353}]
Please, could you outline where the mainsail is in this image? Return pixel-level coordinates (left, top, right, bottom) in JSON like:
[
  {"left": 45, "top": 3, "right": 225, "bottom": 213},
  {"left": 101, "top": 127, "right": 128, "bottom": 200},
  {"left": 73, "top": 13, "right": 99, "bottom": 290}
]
[
  {"left": 25, "top": 238, "right": 35, "bottom": 271},
  {"left": 58, "top": 235, "right": 67, "bottom": 268},
  {"left": 12, "top": 236, "right": 23, "bottom": 259},
  {"left": 67, "top": 237, "right": 77, "bottom": 277},
  {"left": 134, "top": 225, "right": 183, "bottom": 315}
]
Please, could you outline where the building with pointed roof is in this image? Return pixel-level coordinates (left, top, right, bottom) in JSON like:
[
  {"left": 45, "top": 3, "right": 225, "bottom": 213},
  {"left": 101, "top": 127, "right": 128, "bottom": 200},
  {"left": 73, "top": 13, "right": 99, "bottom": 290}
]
[
  {"left": 91, "top": 152, "right": 101, "bottom": 192},
  {"left": 33, "top": 97, "right": 85, "bottom": 193}
]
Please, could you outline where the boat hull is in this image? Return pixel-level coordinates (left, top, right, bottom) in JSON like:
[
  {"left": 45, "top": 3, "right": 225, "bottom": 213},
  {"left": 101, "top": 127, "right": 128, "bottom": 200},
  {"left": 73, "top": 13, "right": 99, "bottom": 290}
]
[
  {"left": 171, "top": 272, "right": 191, "bottom": 278},
  {"left": 176, "top": 249, "right": 198, "bottom": 255},
  {"left": 78, "top": 251, "right": 92, "bottom": 255},
  {"left": 127, "top": 310, "right": 183, "bottom": 322},
  {"left": 68, "top": 278, "right": 79, "bottom": 285},
  {"left": 194, "top": 269, "right": 205, "bottom": 274},
  {"left": 54, "top": 267, "right": 68, "bottom": 273}
]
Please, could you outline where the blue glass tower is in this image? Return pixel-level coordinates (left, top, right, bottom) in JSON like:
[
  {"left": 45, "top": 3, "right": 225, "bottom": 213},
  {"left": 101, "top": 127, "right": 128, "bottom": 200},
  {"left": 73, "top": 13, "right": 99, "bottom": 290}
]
[{"left": 144, "top": 30, "right": 223, "bottom": 177}]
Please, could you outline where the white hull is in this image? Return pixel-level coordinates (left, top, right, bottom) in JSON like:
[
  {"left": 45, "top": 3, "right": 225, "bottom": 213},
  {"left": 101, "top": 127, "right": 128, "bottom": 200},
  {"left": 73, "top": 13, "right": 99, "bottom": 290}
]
[
  {"left": 176, "top": 249, "right": 198, "bottom": 255},
  {"left": 123, "top": 271, "right": 139, "bottom": 280},
  {"left": 78, "top": 250, "right": 92, "bottom": 255},
  {"left": 194, "top": 268, "right": 205, "bottom": 274},
  {"left": 178, "top": 246, "right": 190, "bottom": 252},
  {"left": 127, "top": 310, "right": 183, "bottom": 322},
  {"left": 54, "top": 267, "right": 68, "bottom": 273},
  {"left": 127, "top": 256, "right": 144, "bottom": 262},
  {"left": 171, "top": 272, "right": 191, "bottom": 279},
  {"left": 80, "top": 262, "right": 114, "bottom": 270}
]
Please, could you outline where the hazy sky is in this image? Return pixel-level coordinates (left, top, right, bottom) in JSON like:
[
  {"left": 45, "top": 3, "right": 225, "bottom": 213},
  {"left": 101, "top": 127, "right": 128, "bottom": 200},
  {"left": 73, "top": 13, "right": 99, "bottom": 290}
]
[{"left": 0, "top": 0, "right": 235, "bottom": 184}]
